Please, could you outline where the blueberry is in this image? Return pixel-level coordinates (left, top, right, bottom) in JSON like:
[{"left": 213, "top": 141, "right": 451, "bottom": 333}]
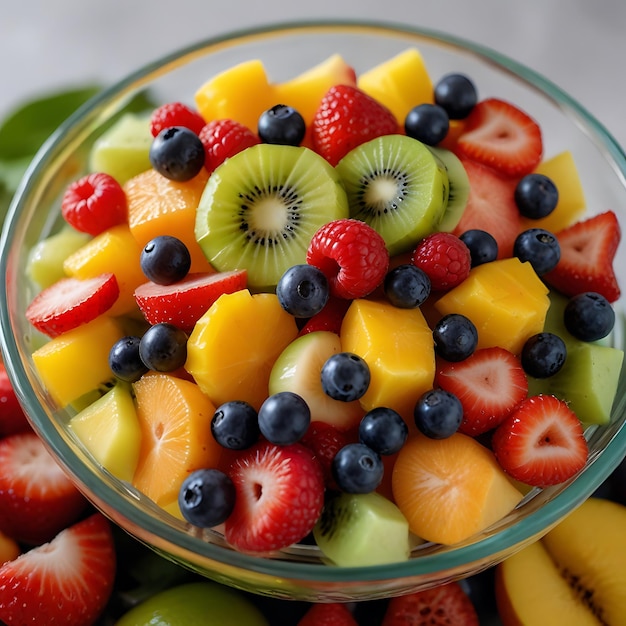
[
  {"left": 433, "top": 313, "right": 479, "bottom": 362},
  {"left": 331, "top": 443, "right": 384, "bottom": 494},
  {"left": 434, "top": 73, "right": 478, "bottom": 119},
  {"left": 211, "top": 400, "right": 260, "bottom": 450},
  {"left": 383, "top": 264, "right": 431, "bottom": 308},
  {"left": 109, "top": 335, "right": 148, "bottom": 382},
  {"left": 139, "top": 323, "right": 188, "bottom": 372},
  {"left": 258, "top": 104, "right": 306, "bottom": 146},
  {"left": 564, "top": 292, "right": 615, "bottom": 342},
  {"left": 178, "top": 468, "right": 236, "bottom": 528},
  {"left": 413, "top": 388, "right": 463, "bottom": 439},
  {"left": 404, "top": 103, "right": 450, "bottom": 145},
  {"left": 459, "top": 229, "right": 498, "bottom": 267},
  {"left": 276, "top": 264, "right": 330, "bottom": 318},
  {"left": 258, "top": 391, "right": 311, "bottom": 445},
  {"left": 513, "top": 228, "right": 560, "bottom": 275},
  {"left": 149, "top": 126, "right": 205, "bottom": 182},
  {"left": 514, "top": 173, "right": 559, "bottom": 220},
  {"left": 359, "top": 407, "right": 408, "bottom": 456},
  {"left": 140, "top": 235, "right": 191, "bottom": 285},
  {"left": 521, "top": 332, "right": 567, "bottom": 378},
  {"left": 321, "top": 352, "right": 370, "bottom": 402}
]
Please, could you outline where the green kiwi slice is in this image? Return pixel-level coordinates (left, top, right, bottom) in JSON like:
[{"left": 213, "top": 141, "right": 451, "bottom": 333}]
[
  {"left": 335, "top": 134, "right": 449, "bottom": 256},
  {"left": 195, "top": 144, "right": 349, "bottom": 291},
  {"left": 429, "top": 146, "right": 471, "bottom": 233}
]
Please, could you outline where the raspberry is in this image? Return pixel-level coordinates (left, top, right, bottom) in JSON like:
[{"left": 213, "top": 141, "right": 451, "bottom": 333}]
[
  {"left": 411, "top": 232, "right": 471, "bottom": 290},
  {"left": 61, "top": 172, "right": 127, "bottom": 236},
  {"left": 149, "top": 102, "right": 206, "bottom": 137},
  {"left": 307, "top": 218, "right": 389, "bottom": 299},
  {"left": 198, "top": 119, "right": 260, "bottom": 173}
]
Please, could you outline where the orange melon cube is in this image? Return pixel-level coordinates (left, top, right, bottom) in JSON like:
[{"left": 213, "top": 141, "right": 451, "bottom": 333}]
[
  {"left": 392, "top": 432, "right": 524, "bottom": 545},
  {"left": 434, "top": 257, "right": 550, "bottom": 355},
  {"left": 340, "top": 299, "right": 435, "bottom": 424}
]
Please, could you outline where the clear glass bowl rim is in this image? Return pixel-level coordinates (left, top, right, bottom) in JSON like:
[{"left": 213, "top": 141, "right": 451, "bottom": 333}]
[{"left": 1, "top": 18, "right": 626, "bottom": 585}]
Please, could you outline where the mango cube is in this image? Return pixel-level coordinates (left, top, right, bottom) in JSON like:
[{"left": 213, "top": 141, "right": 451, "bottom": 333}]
[{"left": 434, "top": 258, "right": 550, "bottom": 355}]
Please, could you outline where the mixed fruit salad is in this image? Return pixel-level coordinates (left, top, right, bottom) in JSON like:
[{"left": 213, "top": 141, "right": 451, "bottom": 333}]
[{"left": 16, "top": 45, "right": 624, "bottom": 575}]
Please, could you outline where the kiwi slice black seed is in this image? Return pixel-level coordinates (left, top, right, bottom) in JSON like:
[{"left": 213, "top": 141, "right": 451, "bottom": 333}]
[
  {"left": 335, "top": 134, "right": 450, "bottom": 256},
  {"left": 195, "top": 144, "right": 349, "bottom": 291},
  {"left": 429, "top": 146, "right": 471, "bottom": 233}
]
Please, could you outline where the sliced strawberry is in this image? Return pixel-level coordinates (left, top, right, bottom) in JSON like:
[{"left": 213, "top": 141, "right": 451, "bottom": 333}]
[
  {"left": 134, "top": 269, "right": 247, "bottom": 332},
  {"left": 298, "top": 296, "right": 351, "bottom": 336},
  {"left": 492, "top": 394, "right": 588, "bottom": 487},
  {"left": 297, "top": 602, "right": 358, "bottom": 626},
  {"left": 381, "top": 582, "right": 480, "bottom": 626},
  {"left": 452, "top": 158, "right": 522, "bottom": 258},
  {"left": 0, "top": 513, "right": 116, "bottom": 626},
  {"left": 435, "top": 347, "right": 528, "bottom": 436},
  {"left": 0, "top": 362, "right": 31, "bottom": 437},
  {"left": 455, "top": 98, "right": 543, "bottom": 177},
  {"left": 543, "top": 210, "right": 621, "bottom": 303},
  {"left": 25, "top": 273, "right": 119, "bottom": 338},
  {"left": 312, "top": 84, "right": 398, "bottom": 166},
  {"left": 0, "top": 432, "right": 88, "bottom": 545},
  {"left": 224, "top": 441, "right": 325, "bottom": 553}
]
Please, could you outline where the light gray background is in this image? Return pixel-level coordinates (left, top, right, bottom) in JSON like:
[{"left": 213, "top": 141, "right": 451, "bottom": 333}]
[{"left": 2, "top": 0, "right": 625, "bottom": 150}]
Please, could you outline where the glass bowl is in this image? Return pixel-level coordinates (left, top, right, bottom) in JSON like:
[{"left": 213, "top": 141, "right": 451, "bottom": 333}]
[{"left": 1, "top": 20, "right": 626, "bottom": 603}]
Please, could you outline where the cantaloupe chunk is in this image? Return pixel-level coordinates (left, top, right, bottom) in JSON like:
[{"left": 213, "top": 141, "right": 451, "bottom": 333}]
[
  {"left": 357, "top": 48, "right": 434, "bottom": 124},
  {"left": 185, "top": 289, "right": 299, "bottom": 411},
  {"left": 434, "top": 257, "right": 550, "bottom": 355},
  {"left": 340, "top": 298, "right": 435, "bottom": 423},
  {"left": 392, "top": 432, "right": 524, "bottom": 545}
]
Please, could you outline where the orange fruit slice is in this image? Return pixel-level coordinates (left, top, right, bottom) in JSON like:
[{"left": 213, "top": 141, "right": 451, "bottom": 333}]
[{"left": 391, "top": 432, "right": 523, "bottom": 545}]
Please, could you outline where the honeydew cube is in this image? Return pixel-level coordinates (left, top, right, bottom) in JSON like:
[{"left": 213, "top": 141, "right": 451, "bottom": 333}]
[{"left": 434, "top": 257, "right": 550, "bottom": 355}]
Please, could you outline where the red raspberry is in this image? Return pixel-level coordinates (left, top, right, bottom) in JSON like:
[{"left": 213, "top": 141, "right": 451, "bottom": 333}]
[
  {"left": 61, "top": 172, "right": 127, "bottom": 236},
  {"left": 198, "top": 119, "right": 260, "bottom": 173},
  {"left": 411, "top": 232, "right": 471, "bottom": 291},
  {"left": 149, "top": 102, "right": 206, "bottom": 137},
  {"left": 307, "top": 218, "right": 390, "bottom": 299},
  {"left": 297, "top": 602, "right": 358, "bottom": 626}
]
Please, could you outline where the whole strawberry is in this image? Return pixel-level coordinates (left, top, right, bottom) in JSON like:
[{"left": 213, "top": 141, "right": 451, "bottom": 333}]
[{"left": 312, "top": 85, "right": 398, "bottom": 166}]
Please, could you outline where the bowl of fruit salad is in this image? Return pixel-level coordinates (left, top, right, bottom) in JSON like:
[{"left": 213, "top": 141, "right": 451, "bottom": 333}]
[{"left": 1, "top": 20, "right": 626, "bottom": 602}]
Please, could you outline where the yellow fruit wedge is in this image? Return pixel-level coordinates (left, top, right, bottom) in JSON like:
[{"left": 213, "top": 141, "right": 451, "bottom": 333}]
[
  {"left": 392, "top": 433, "right": 524, "bottom": 545},
  {"left": 132, "top": 372, "right": 222, "bottom": 509},
  {"left": 68, "top": 383, "right": 141, "bottom": 482},
  {"left": 185, "top": 289, "right": 299, "bottom": 411}
]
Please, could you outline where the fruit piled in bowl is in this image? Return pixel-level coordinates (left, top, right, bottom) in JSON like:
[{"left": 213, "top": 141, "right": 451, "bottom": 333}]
[{"left": 18, "top": 43, "right": 624, "bottom": 566}]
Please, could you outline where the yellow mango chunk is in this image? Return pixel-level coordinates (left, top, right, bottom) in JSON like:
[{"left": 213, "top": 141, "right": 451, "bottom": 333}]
[
  {"left": 63, "top": 224, "right": 146, "bottom": 316},
  {"left": 194, "top": 59, "right": 276, "bottom": 132},
  {"left": 185, "top": 289, "right": 299, "bottom": 410},
  {"left": 68, "top": 383, "right": 141, "bottom": 482},
  {"left": 435, "top": 258, "right": 550, "bottom": 355},
  {"left": 32, "top": 316, "right": 124, "bottom": 407},
  {"left": 357, "top": 48, "right": 434, "bottom": 123},
  {"left": 340, "top": 299, "right": 435, "bottom": 423},
  {"left": 392, "top": 433, "right": 524, "bottom": 545}
]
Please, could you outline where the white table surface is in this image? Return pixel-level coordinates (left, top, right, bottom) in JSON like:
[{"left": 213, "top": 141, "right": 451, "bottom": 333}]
[{"left": 2, "top": 0, "right": 625, "bottom": 150}]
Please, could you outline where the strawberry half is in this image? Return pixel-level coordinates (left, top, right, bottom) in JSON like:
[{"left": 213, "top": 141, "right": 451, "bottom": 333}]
[
  {"left": 435, "top": 346, "right": 529, "bottom": 436},
  {"left": 297, "top": 602, "right": 359, "bottom": 626},
  {"left": 381, "top": 581, "right": 480, "bottom": 626},
  {"left": 0, "top": 513, "right": 116, "bottom": 626},
  {"left": 25, "top": 273, "right": 120, "bottom": 338},
  {"left": 492, "top": 394, "right": 588, "bottom": 487},
  {"left": 0, "top": 432, "right": 88, "bottom": 545},
  {"left": 312, "top": 84, "right": 398, "bottom": 166},
  {"left": 543, "top": 210, "right": 621, "bottom": 303},
  {"left": 452, "top": 158, "right": 521, "bottom": 258},
  {"left": 134, "top": 269, "right": 247, "bottom": 332},
  {"left": 0, "top": 362, "right": 31, "bottom": 437},
  {"left": 224, "top": 441, "right": 325, "bottom": 553},
  {"left": 298, "top": 295, "right": 352, "bottom": 336},
  {"left": 455, "top": 98, "right": 543, "bottom": 177}
]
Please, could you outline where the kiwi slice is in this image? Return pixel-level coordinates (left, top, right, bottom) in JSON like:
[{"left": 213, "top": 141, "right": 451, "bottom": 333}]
[
  {"left": 429, "top": 146, "right": 470, "bottom": 233},
  {"left": 335, "top": 134, "right": 449, "bottom": 256},
  {"left": 313, "top": 491, "right": 411, "bottom": 567},
  {"left": 195, "top": 144, "right": 349, "bottom": 291}
]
